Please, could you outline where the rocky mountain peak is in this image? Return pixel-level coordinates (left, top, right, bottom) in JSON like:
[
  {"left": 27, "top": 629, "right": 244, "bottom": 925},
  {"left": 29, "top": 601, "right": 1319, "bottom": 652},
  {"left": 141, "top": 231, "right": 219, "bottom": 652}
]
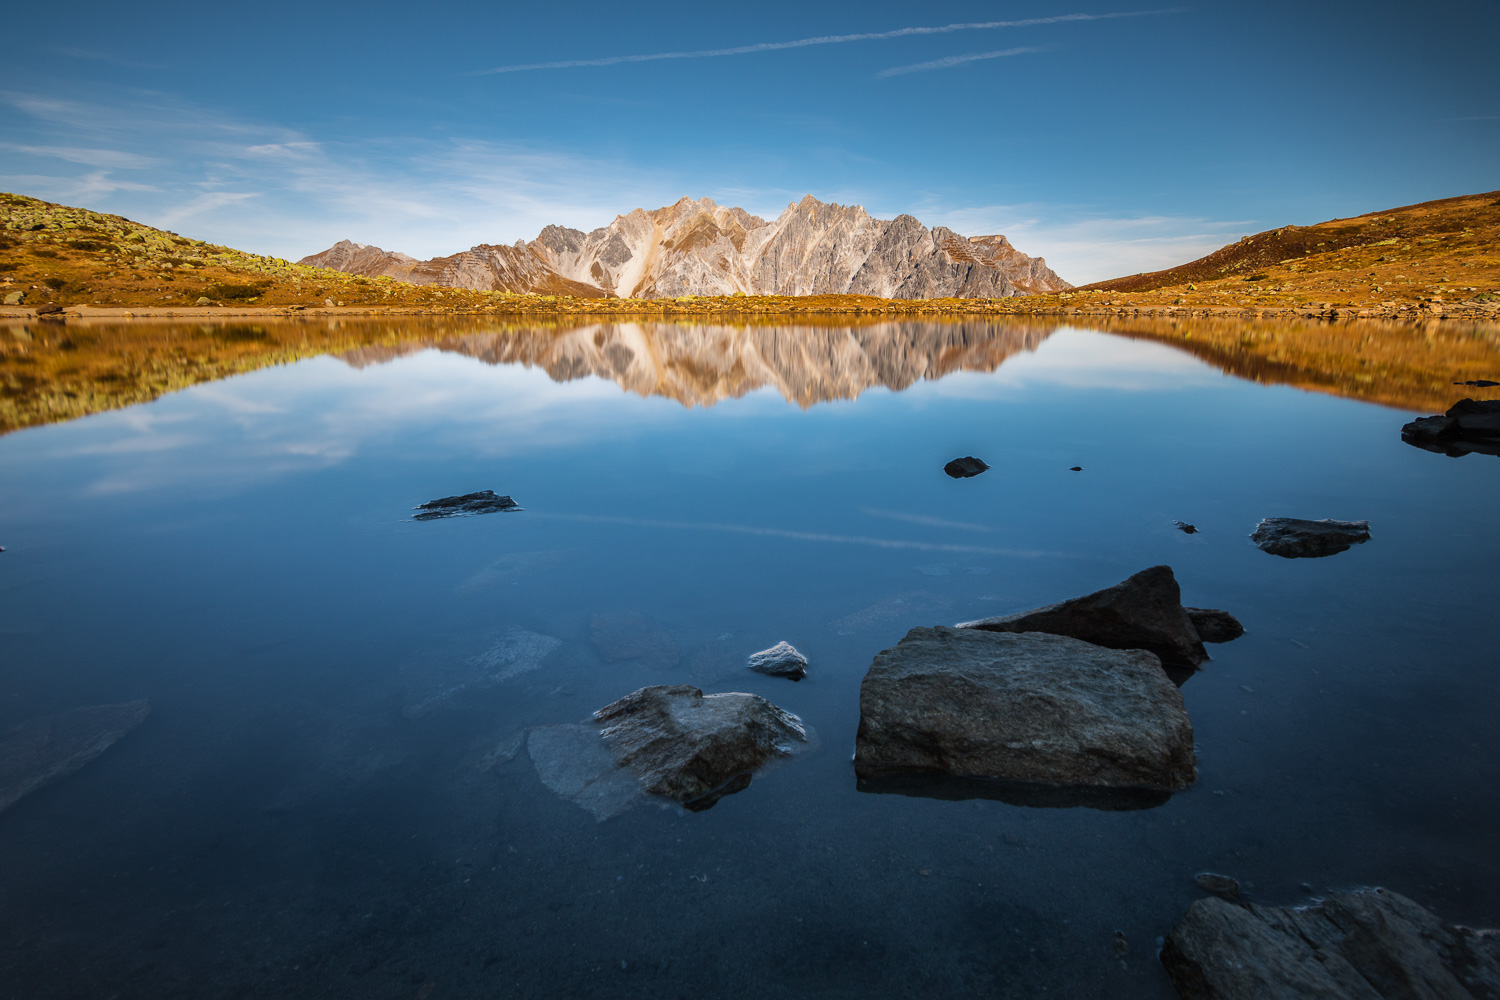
[{"left": 300, "top": 195, "right": 1071, "bottom": 299}]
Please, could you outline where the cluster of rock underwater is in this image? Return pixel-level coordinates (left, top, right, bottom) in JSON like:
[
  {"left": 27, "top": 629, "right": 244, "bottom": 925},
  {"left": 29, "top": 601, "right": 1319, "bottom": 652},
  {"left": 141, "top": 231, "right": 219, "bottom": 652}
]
[{"left": 299, "top": 195, "right": 1072, "bottom": 300}]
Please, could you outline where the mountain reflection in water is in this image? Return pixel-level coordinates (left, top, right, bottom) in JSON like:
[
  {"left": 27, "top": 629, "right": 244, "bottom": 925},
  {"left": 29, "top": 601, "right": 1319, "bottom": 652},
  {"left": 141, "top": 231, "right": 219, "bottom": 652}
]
[
  {"left": 3, "top": 314, "right": 1498, "bottom": 433},
  {"left": 337, "top": 320, "right": 1053, "bottom": 409}
]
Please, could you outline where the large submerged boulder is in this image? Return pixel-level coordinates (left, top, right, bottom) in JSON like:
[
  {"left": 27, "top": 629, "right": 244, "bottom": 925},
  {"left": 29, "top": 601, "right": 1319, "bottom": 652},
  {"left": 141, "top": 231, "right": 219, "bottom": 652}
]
[
  {"left": 1, "top": 700, "right": 151, "bottom": 814},
  {"left": 955, "top": 565, "right": 1213, "bottom": 669},
  {"left": 1402, "top": 398, "right": 1500, "bottom": 458},
  {"left": 853, "top": 627, "right": 1195, "bottom": 798},
  {"left": 520, "top": 685, "right": 811, "bottom": 818},
  {"left": 595, "top": 685, "right": 808, "bottom": 809},
  {"left": 400, "top": 627, "right": 562, "bottom": 719},
  {"left": 1250, "top": 518, "right": 1371, "bottom": 559},
  {"left": 1161, "top": 887, "right": 1500, "bottom": 999},
  {"left": 589, "top": 612, "right": 680, "bottom": 669}
]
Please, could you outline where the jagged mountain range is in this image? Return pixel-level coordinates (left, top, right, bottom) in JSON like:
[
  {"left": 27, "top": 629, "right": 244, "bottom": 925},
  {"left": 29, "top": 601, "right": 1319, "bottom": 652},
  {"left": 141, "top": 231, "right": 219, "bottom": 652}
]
[
  {"left": 339, "top": 319, "right": 1057, "bottom": 408},
  {"left": 301, "top": 195, "right": 1071, "bottom": 300}
]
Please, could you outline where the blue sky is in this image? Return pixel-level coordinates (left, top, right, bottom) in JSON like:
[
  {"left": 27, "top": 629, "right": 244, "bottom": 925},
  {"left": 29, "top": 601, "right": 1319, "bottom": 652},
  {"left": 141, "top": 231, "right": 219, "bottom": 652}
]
[{"left": 1, "top": 0, "right": 1495, "bottom": 282}]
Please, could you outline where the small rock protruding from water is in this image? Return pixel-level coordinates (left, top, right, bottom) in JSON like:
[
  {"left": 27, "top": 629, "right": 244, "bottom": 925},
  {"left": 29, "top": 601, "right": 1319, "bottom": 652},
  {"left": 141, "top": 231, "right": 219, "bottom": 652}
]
[
  {"left": 944, "top": 456, "right": 990, "bottom": 479},
  {"left": 413, "top": 490, "right": 523, "bottom": 520},
  {"left": 1250, "top": 517, "right": 1371, "bottom": 558},
  {"left": 1174, "top": 521, "right": 1198, "bottom": 534},
  {"left": 1185, "top": 608, "right": 1245, "bottom": 644},
  {"left": 1402, "top": 398, "right": 1500, "bottom": 458},
  {"left": 1193, "top": 872, "right": 1241, "bottom": 900},
  {"left": 1069, "top": 466, "right": 1083, "bottom": 472},
  {"left": 747, "top": 641, "right": 808, "bottom": 680}
]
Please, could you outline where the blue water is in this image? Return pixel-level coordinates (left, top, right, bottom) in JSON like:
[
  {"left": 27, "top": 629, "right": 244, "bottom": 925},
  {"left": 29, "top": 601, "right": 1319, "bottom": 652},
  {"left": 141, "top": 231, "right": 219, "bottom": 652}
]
[{"left": 1, "top": 322, "right": 1496, "bottom": 998}]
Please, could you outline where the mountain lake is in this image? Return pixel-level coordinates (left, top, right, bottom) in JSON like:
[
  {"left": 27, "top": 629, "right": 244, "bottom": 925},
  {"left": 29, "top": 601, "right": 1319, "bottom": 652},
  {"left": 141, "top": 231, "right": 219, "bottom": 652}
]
[{"left": 1, "top": 316, "right": 1497, "bottom": 999}]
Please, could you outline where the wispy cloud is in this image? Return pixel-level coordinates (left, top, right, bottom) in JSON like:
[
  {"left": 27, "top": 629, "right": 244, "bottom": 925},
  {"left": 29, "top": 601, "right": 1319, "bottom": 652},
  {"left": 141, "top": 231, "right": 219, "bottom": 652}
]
[
  {"left": 51, "top": 46, "right": 165, "bottom": 71},
  {"left": 876, "top": 46, "right": 1042, "bottom": 78},
  {"left": 0, "top": 143, "right": 163, "bottom": 169},
  {"left": 475, "top": 9, "right": 1184, "bottom": 74},
  {"left": 910, "top": 201, "right": 1252, "bottom": 284}
]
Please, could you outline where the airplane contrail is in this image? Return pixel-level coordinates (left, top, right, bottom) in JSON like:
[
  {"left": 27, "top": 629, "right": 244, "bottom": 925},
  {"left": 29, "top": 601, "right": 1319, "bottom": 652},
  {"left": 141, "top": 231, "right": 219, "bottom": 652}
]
[{"left": 475, "top": 9, "right": 1185, "bottom": 75}]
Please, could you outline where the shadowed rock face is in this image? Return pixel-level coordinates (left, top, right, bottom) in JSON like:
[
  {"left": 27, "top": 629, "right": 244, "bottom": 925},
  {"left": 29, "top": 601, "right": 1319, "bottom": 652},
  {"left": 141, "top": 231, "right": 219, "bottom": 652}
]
[
  {"left": 854, "top": 628, "right": 1196, "bottom": 798},
  {"left": 0, "top": 701, "right": 151, "bottom": 814},
  {"left": 1161, "top": 888, "right": 1500, "bottom": 999},
  {"left": 301, "top": 195, "right": 1071, "bottom": 300},
  {"left": 956, "top": 565, "right": 1211, "bottom": 670}
]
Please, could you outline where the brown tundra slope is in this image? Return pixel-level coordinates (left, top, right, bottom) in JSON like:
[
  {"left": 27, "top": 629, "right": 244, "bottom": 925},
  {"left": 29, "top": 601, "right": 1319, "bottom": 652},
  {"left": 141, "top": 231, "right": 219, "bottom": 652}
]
[{"left": 1077, "top": 189, "right": 1500, "bottom": 314}]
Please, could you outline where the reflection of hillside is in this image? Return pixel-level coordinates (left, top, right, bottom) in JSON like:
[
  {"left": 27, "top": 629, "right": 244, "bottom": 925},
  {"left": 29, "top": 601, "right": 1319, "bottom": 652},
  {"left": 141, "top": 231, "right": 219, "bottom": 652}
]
[
  {"left": 342, "top": 321, "right": 1055, "bottom": 408},
  {"left": 1091, "top": 316, "right": 1500, "bottom": 413},
  {"left": 5, "top": 313, "right": 1499, "bottom": 434}
]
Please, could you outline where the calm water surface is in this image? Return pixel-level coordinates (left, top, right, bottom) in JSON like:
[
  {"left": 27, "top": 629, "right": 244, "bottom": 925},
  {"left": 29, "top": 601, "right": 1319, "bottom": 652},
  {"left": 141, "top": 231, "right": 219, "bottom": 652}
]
[{"left": 1, "top": 321, "right": 1497, "bottom": 999}]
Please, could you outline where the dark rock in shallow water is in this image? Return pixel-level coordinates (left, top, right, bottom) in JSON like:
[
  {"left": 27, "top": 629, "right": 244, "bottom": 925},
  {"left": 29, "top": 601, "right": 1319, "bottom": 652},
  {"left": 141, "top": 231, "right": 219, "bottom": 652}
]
[
  {"left": 0, "top": 700, "right": 151, "bottom": 814},
  {"left": 747, "top": 641, "right": 808, "bottom": 680},
  {"left": 1174, "top": 521, "right": 1198, "bottom": 535},
  {"left": 943, "top": 456, "right": 990, "bottom": 478},
  {"left": 854, "top": 627, "right": 1196, "bottom": 800},
  {"left": 1193, "top": 873, "right": 1241, "bottom": 900},
  {"left": 1161, "top": 887, "right": 1500, "bottom": 999},
  {"left": 1250, "top": 517, "right": 1371, "bottom": 558},
  {"left": 595, "top": 685, "right": 809, "bottom": 810},
  {"left": 589, "top": 612, "right": 680, "bottom": 669},
  {"left": 956, "top": 565, "right": 1210, "bottom": 669},
  {"left": 1186, "top": 608, "right": 1245, "bottom": 644},
  {"left": 412, "top": 490, "right": 523, "bottom": 519},
  {"left": 1402, "top": 398, "right": 1500, "bottom": 458}
]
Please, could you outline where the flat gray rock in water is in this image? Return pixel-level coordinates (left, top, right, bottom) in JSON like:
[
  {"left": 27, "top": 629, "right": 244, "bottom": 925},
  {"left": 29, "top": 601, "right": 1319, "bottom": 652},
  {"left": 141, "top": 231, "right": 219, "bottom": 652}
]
[
  {"left": 1161, "top": 887, "right": 1500, "bottom": 999},
  {"left": 830, "top": 590, "right": 952, "bottom": 636},
  {"left": 1250, "top": 518, "right": 1371, "bottom": 559},
  {"left": 0, "top": 700, "right": 151, "bottom": 814},
  {"left": 854, "top": 627, "right": 1195, "bottom": 795},
  {"left": 747, "top": 641, "right": 808, "bottom": 679},
  {"left": 590, "top": 612, "right": 680, "bottom": 669},
  {"left": 402, "top": 627, "right": 561, "bottom": 718},
  {"left": 956, "top": 565, "right": 1211, "bottom": 669},
  {"left": 412, "top": 490, "right": 523, "bottom": 520}
]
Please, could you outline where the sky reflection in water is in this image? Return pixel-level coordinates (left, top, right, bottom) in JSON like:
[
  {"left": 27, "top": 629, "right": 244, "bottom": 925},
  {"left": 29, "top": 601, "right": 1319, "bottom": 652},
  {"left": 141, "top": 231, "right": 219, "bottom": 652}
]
[{"left": 0, "top": 323, "right": 1496, "bottom": 999}]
